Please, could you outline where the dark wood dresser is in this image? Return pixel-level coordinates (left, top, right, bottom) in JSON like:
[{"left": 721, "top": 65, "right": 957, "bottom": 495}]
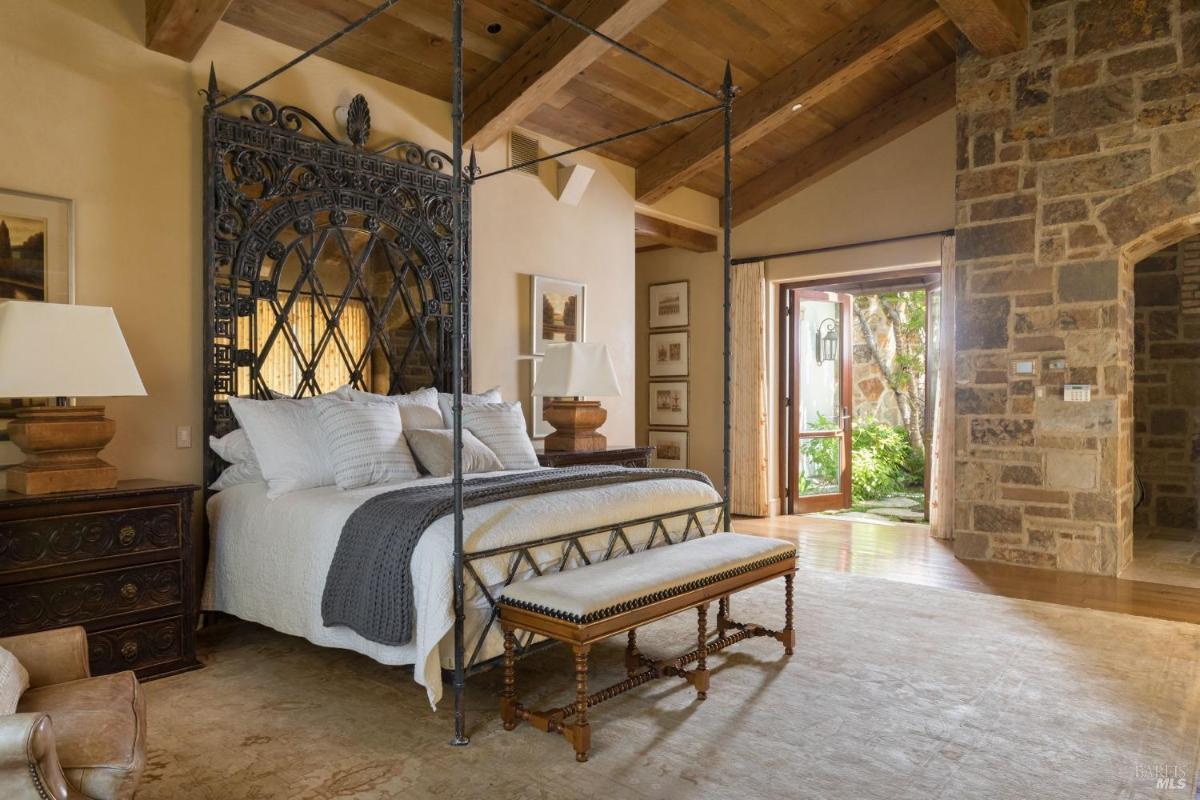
[
  {"left": 0, "top": 479, "right": 200, "bottom": 681},
  {"left": 537, "top": 445, "right": 654, "bottom": 469}
]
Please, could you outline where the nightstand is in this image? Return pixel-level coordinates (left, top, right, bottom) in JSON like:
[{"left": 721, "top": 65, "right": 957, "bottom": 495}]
[
  {"left": 0, "top": 479, "right": 200, "bottom": 681},
  {"left": 537, "top": 445, "right": 654, "bottom": 469}
]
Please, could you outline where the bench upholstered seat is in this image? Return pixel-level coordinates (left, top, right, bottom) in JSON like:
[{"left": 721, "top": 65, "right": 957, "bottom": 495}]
[{"left": 499, "top": 532, "right": 795, "bottom": 623}]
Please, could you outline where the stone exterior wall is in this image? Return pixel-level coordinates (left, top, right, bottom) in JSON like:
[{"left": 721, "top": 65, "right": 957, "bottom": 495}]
[
  {"left": 954, "top": 0, "right": 1200, "bottom": 575},
  {"left": 1133, "top": 235, "right": 1200, "bottom": 541},
  {"left": 852, "top": 300, "right": 906, "bottom": 427}
]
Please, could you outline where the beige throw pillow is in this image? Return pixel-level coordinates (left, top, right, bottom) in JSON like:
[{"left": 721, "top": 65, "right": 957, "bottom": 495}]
[
  {"left": 0, "top": 645, "right": 29, "bottom": 715},
  {"left": 405, "top": 428, "right": 504, "bottom": 477}
]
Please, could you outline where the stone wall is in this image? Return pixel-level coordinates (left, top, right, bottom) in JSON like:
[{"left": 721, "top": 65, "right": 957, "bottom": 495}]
[
  {"left": 953, "top": 0, "right": 1200, "bottom": 575},
  {"left": 852, "top": 298, "right": 906, "bottom": 427},
  {"left": 1133, "top": 235, "right": 1200, "bottom": 541}
]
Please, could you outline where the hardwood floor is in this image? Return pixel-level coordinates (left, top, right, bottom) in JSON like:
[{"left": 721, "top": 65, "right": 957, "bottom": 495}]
[{"left": 736, "top": 514, "right": 1200, "bottom": 626}]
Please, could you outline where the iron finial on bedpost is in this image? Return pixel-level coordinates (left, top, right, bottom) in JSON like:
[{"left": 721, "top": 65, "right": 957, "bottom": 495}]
[
  {"left": 468, "top": 146, "right": 479, "bottom": 181},
  {"left": 201, "top": 62, "right": 220, "bottom": 107}
]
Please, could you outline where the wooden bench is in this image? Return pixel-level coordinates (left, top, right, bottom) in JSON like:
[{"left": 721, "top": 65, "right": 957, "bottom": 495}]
[{"left": 497, "top": 532, "right": 797, "bottom": 762}]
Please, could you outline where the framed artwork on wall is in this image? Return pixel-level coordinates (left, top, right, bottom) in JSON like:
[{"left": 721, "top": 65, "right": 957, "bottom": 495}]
[
  {"left": 0, "top": 188, "right": 74, "bottom": 468},
  {"left": 648, "top": 280, "right": 688, "bottom": 328},
  {"left": 648, "top": 380, "right": 688, "bottom": 426},
  {"left": 648, "top": 330, "right": 688, "bottom": 377},
  {"left": 531, "top": 274, "right": 585, "bottom": 355},
  {"left": 649, "top": 429, "right": 688, "bottom": 468}
]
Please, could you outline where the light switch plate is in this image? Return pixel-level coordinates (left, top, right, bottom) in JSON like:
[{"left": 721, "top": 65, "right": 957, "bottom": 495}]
[
  {"left": 176, "top": 426, "right": 192, "bottom": 449},
  {"left": 1064, "top": 384, "right": 1091, "bottom": 402}
]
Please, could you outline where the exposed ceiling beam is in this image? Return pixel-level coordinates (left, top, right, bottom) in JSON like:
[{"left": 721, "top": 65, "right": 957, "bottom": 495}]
[
  {"left": 145, "top": 0, "right": 233, "bottom": 61},
  {"left": 634, "top": 213, "right": 718, "bottom": 252},
  {"left": 935, "top": 0, "right": 1028, "bottom": 56},
  {"left": 464, "top": 0, "right": 667, "bottom": 151},
  {"left": 634, "top": 0, "right": 947, "bottom": 204},
  {"left": 731, "top": 65, "right": 955, "bottom": 227}
]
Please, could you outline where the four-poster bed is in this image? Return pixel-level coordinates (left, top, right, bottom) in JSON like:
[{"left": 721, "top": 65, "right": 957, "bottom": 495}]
[{"left": 200, "top": 0, "right": 737, "bottom": 746}]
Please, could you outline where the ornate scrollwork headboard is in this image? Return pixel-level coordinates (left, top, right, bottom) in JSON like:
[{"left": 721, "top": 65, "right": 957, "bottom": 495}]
[{"left": 201, "top": 87, "right": 470, "bottom": 485}]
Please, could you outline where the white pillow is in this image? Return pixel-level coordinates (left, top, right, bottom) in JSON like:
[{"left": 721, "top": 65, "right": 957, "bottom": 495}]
[
  {"left": 208, "top": 430, "right": 264, "bottom": 491},
  {"left": 0, "top": 645, "right": 29, "bottom": 715},
  {"left": 461, "top": 402, "right": 540, "bottom": 470},
  {"left": 438, "top": 386, "right": 502, "bottom": 429},
  {"left": 227, "top": 396, "right": 338, "bottom": 498},
  {"left": 316, "top": 400, "right": 421, "bottom": 489},
  {"left": 405, "top": 428, "right": 505, "bottom": 477},
  {"left": 339, "top": 386, "right": 444, "bottom": 430}
]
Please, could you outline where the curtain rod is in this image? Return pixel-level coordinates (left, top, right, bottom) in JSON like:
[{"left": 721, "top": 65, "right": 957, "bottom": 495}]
[{"left": 730, "top": 229, "right": 954, "bottom": 266}]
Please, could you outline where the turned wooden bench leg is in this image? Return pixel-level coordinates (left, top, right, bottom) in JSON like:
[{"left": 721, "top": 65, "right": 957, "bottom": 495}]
[
  {"left": 717, "top": 595, "right": 730, "bottom": 638},
  {"left": 501, "top": 624, "right": 518, "bottom": 731},
  {"left": 782, "top": 572, "right": 795, "bottom": 656},
  {"left": 695, "top": 603, "right": 710, "bottom": 700},
  {"left": 571, "top": 645, "right": 591, "bottom": 763},
  {"left": 625, "top": 628, "right": 640, "bottom": 677}
]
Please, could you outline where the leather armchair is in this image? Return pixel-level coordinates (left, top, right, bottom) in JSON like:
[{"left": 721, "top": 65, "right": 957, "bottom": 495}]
[{"left": 0, "top": 627, "right": 145, "bottom": 800}]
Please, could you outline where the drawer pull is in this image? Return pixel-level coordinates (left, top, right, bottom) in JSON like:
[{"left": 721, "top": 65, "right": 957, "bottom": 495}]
[
  {"left": 121, "top": 641, "right": 139, "bottom": 661},
  {"left": 118, "top": 526, "right": 136, "bottom": 546},
  {"left": 120, "top": 583, "right": 139, "bottom": 600}
]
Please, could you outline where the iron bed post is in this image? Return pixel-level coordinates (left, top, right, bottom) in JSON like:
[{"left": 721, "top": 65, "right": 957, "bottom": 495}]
[
  {"left": 722, "top": 62, "right": 735, "bottom": 533},
  {"left": 450, "top": 0, "right": 469, "bottom": 748}
]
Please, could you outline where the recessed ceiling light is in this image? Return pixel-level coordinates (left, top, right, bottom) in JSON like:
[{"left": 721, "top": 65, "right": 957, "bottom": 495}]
[
  {"left": 792, "top": 102, "right": 804, "bottom": 111},
  {"left": 486, "top": 22, "right": 503, "bottom": 34}
]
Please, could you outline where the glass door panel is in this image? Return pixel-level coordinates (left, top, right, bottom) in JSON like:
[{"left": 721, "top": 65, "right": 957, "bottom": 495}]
[{"left": 785, "top": 289, "right": 853, "bottom": 514}]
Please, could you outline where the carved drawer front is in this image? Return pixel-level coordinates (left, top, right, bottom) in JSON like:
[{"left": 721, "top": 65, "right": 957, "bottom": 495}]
[
  {"left": 0, "top": 505, "right": 181, "bottom": 572},
  {"left": 0, "top": 561, "right": 182, "bottom": 634},
  {"left": 88, "top": 616, "right": 182, "bottom": 676}
]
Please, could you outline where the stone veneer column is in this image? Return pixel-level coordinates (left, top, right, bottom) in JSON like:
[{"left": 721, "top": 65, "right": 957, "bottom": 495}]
[{"left": 954, "top": 0, "right": 1200, "bottom": 575}]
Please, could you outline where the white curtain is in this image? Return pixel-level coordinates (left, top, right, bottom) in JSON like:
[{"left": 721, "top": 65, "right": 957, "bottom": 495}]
[
  {"left": 731, "top": 261, "right": 770, "bottom": 517},
  {"left": 927, "top": 235, "right": 956, "bottom": 540}
]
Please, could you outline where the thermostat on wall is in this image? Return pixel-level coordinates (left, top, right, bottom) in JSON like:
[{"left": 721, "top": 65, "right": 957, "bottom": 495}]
[{"left": 1064, "top": 384, "right": 1091, "bottom": 402}]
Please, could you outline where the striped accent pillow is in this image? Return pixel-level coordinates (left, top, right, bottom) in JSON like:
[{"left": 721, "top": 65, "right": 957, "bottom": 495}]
[
  {"left": 461, "top": 402, "right": 540, "bottom": 470},
  {"left": 316, "top": 400, "right": 421, "bottom": 489},
  {"left": 0, "top": 645, "right": 28, "bottom": 715}
]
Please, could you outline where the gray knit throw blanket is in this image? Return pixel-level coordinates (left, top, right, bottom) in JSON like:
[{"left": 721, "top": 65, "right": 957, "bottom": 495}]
[{"left": 321, "top": 465, "right": 714, "bottom": 646}]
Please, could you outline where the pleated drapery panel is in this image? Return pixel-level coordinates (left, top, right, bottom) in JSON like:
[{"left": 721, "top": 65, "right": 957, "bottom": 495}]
[
  {"left": 731, "top": 261, "right": 770, "bottom": 517},
  {"left": 927, "top": 236, "right": 956, "bottom": 540}
]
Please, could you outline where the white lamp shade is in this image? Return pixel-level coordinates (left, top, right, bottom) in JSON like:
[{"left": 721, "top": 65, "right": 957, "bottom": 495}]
[
  {"left": 533, "top": 342, "right": 621, "bottom": 398},
  {"left": 0, "top": 301, "right": 146, "bottom": 398}
]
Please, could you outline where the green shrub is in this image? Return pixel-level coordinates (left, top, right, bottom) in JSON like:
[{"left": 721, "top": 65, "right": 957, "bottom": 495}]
[{"left": 797, "top": 415, "right": 923, "bottom": 503}]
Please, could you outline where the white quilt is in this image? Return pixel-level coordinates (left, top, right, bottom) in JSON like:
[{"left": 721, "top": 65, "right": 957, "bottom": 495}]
[{"left": 203, "top": 471, "right": 721, "bottom": 707}]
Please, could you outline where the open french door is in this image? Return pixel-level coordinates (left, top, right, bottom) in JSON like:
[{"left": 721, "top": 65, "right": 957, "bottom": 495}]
[{"left": 781, "top": 289, "right": 853, "bottom": 514}]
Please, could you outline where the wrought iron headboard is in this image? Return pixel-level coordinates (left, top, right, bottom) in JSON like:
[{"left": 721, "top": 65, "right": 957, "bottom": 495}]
[{"left": 202, "top": 87, "right": 471, "bottom": 485}]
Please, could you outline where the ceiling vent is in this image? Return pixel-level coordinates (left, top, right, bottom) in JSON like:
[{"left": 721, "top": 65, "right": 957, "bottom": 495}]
[{"left": 509, "top": 131, "right": 540, "bottom": 177}]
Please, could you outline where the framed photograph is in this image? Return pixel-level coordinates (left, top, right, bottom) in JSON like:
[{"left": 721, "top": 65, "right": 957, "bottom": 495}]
[
  {"left": 648, "top": 281, "right": 688, "bottom": 329},
  {"left": 648, "top": 430, "right": 688, "bottom": 469},
  {"left": 0, "top": 189, "right": 73, "bottom": 468},
  {"left": 649, "top": 331, "right": 688, "bottom": 377},
  {"left": 648, "top": 381, "right": 688, "bottom": 426},
  {"left": 528, "top": 358, "right": 566, "bottom": 440},
  {"left": 531, "top": 274, "right": 585, "bottom": 355}
]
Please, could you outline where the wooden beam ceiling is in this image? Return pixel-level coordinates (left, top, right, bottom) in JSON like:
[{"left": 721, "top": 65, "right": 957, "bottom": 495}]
[
  {"left": 634, "top": 212, "right": 717, "bottom": 252},
  {"left": 464, "top": 0, "right": 666, "bottom": 150},
  {"left": 732, "top": 65, "right": 955, "bottom": 226},
  {"left": 145, "top": 0, "right": 233, "bottom": 61},
  {"left": 634, "top": 0, "right": 948, "bottom": 204},
  {"left": 934, "top": 0, "right": 1028, "bottom": 56}
]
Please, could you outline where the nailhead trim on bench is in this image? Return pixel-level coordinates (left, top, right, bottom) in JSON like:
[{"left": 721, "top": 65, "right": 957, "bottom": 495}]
[{"left": 498, "top": 549, "right": 797, "bottom": 624}]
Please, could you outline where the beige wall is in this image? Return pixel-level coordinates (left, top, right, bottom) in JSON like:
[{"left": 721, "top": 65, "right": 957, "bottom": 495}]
[
  {"left": 0, "top": 0, "right": 636, "bottom": 486},
  {"left": 636, "top": 110, "right": 956, "bottom": 507}
]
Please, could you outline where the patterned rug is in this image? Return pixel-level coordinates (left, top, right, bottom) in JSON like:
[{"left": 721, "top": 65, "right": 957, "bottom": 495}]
[{"left": 139, "top": 569, "right": 1200, "bottom": 799}]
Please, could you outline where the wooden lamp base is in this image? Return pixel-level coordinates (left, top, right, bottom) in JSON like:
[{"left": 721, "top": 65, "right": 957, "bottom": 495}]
[
  {"left": 543, "top": 400, "right": 607, "bottom": 452},
  {"left": 5, "top": 405, "right": 119, "bottom": 495}
]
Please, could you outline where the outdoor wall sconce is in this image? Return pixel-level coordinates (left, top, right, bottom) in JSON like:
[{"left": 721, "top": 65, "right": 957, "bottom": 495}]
[{"left": 815, "top": 318, "right": 839, "bottom": 365}]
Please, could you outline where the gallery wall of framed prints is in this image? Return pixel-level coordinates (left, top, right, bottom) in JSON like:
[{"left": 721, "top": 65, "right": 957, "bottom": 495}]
[{"left": 647, "top": 280, "right": 689, "bottom": 468}]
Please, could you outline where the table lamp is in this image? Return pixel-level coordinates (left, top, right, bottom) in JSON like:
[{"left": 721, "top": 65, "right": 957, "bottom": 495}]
[
  {"left": 532, "top": 342, "right": 621, "bottom": 452},
  {"left": 0, "top": 301, "right": 146, "bottom": 495}
]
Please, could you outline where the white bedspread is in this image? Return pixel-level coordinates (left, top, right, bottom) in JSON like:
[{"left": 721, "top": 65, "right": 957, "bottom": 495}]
[{"left": 203, "top": 471, "right": 721, "bottom": 707}]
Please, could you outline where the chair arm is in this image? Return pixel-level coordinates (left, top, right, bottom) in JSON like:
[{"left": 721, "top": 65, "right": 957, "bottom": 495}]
[
  {"left": 0, "top": 627, "right": 90, "bottom": 687},
  {"left": 0, "top": 713, "right": 87, "bottom": 800}
]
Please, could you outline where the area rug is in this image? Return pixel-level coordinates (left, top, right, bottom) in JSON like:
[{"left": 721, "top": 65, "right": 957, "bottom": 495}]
[{"left": 138, "top": 569, "right": 1200, "bottom": 799}]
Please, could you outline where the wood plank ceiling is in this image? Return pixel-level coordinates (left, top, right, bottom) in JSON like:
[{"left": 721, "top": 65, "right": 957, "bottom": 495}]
[{"left": 208, "top": 0, "right": 967, "bottom": 225}]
